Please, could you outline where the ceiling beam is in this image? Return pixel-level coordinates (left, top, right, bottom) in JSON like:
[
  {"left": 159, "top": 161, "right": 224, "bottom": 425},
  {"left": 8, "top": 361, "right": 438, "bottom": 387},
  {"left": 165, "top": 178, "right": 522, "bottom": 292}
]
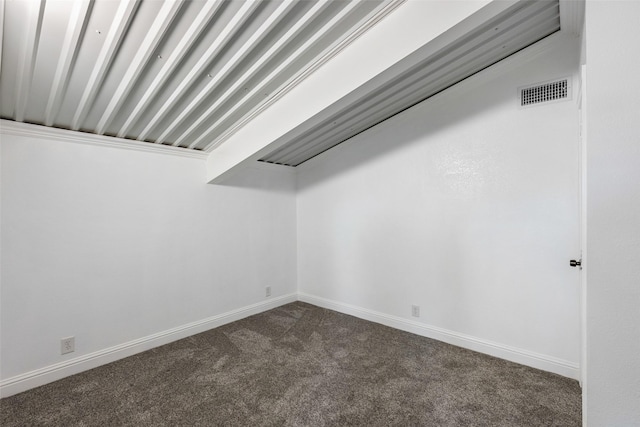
[
  {"left": 44, "top": 0, "right": 92, "bottom": 126},
  {"left": 197, "top": 0, "right": 362, "bottom": 152},
  {"left": 157, "top": 0, "right": 298, "bottom": 146},
  {"left": 116, "top": 0, "right": 224, "bottom": 139},
  {"left": 95, "top": 0, "right": 183, "bottom": 135},
  {"left": 204, "top": 0, "right": 495, "bottom": 183},
  {"left": 14, "top": 0, "right": 46, "bottom": 122},
  {"left": 271, "top": 1, "right": 559, "bottom": 165},
  {"left": 174, "top": 0, "right": 332, "bottom": 149},
  {"left": 70, "top": 0, "right": 139, "bottom": 131},
  {"left": 137, "top": 0, "right": 261, "bottom": 143}
]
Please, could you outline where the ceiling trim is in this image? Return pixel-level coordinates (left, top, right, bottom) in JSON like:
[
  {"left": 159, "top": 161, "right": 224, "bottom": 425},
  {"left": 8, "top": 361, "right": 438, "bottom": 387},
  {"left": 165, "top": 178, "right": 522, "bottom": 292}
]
[
  {"left": 202, "top": 0, "right": 407, "bottom": 153},
  {"left": 0, "top": 120, "right": 208, "bottom": 160}
]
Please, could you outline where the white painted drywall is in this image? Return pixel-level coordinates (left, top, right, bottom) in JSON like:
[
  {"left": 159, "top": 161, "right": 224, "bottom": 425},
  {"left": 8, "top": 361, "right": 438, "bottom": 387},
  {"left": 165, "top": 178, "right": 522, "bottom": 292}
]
[
  {"left": 296, "top": 35, "right": 582, "bottom": 376},
  {"left": 585, "top": 1, "right": 640, "bottom": 425},
  {"left": 0, "top": 130, "right": 297, "bottom": 384}
]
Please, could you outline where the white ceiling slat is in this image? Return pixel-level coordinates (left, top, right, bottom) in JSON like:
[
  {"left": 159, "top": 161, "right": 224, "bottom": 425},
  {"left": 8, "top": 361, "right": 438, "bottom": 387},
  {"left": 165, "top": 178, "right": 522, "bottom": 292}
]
[
  {"left": 137, "top": 0, "right": 261, "bottom": 143},
  {"left": 0, "top": 0, "right": 5, "bottom": 75},
  {"left": 70, "top": 0, "right": 139, "bottom": 131},
  {"left": 14, "top": 0, "right": 46, "bottom": 122},
  {"left": 158, "top": 0, "right": 298, "bottom": 146},
  {"left": 44, "top": 0, "right": 92, "bottom": 127},
  {"left": 202, "top": 0, "right": 402, "bottom": 154},
  {"left": 174, "top": 0, "right": 332, "bottom": 148},
  {"left": 116, "top": 0, "right": 224, "bottom": 139},
  {"left": 95, "top": 0, "right": 183, "bottom": 135},
  {"left": 1, "top": 0, "right": 400, "bottom": 157},
  {"left": 198, "top": 0, "right": 363, "bottom": 152},
  {"left": 2, "top": 0, "right": 566, "bottom": 164}
]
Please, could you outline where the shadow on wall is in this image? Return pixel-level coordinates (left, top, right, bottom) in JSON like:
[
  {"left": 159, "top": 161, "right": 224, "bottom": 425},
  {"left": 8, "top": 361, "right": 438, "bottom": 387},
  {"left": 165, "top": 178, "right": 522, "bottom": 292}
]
[{"left": 213, "top": 162, "right": 296, "bottom": 195}]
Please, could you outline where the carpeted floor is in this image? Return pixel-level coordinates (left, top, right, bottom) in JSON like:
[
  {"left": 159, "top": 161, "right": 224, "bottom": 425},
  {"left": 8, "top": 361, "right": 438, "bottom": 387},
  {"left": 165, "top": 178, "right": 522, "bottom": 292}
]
[{"left": 1, "top": 302, "right": 581, "bottom": 426}]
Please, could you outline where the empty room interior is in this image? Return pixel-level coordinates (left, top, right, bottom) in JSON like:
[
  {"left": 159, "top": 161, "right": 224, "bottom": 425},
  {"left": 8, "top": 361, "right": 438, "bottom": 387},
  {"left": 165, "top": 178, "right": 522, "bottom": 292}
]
[{"left": 0, "top": 0, "right": 638, "bottom": 425}]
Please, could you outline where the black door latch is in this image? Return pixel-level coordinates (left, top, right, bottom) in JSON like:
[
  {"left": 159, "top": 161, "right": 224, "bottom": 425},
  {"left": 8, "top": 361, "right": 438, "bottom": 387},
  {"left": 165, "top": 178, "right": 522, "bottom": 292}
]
[{"left": 570, "top": 259, "right": 582, "bottom": 268}]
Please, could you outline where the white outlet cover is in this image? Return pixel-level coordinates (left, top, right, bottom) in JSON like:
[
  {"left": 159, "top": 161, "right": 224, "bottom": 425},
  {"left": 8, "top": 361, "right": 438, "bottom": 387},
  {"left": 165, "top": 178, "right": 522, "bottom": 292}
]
[{"left": 61, "top": 336, "right": 75, "bottom": 355}]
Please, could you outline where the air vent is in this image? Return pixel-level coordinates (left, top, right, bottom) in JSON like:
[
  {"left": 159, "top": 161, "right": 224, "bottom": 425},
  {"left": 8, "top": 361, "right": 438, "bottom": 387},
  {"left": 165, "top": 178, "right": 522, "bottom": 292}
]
[{"left": 519, "top": 78, "right": 570, "bottom": 107}]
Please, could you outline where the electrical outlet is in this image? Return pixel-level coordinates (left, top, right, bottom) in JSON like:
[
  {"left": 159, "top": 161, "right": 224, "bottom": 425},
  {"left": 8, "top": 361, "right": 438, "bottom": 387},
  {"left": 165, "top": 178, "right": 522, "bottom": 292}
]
[
  {"left": 61, "top": 336, "right": 75, "bottom": 355},
  {"left": 411, "top": 305, "right": 420, "bottom": 318},
  {"left": 265, "top": 286, "right": 271, "bottom": 297}
]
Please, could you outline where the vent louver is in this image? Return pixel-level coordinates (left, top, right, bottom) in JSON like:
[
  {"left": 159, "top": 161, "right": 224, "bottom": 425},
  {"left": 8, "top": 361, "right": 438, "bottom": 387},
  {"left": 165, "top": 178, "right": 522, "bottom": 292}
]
[{"left": 520, "top": 78, "right": 569, "bottom": 106}]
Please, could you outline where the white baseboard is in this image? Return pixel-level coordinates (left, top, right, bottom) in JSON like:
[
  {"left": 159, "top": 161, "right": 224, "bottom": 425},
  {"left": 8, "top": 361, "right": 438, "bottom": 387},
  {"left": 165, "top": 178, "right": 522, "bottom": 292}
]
[
  {"left": 1, "top": 292, "right": 578, "bottom": 398},
  {"left": 298, "top": 292, "right": 580, "bottom": 380},
  {"left": 0, "top": 294, "right": 297, "bottom": 398}
]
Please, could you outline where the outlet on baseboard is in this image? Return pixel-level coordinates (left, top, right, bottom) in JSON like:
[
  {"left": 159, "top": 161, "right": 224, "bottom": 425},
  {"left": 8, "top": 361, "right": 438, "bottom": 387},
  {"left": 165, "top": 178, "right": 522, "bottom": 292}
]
[
  {"left": 411, "top": 305, "right": 420, "bottom": 318},
  {"left": 61, "top": 336, "right": 75, "bottom": 355},
  {"left": 265, "top": 286, "right": 271, "bottom": 297}
]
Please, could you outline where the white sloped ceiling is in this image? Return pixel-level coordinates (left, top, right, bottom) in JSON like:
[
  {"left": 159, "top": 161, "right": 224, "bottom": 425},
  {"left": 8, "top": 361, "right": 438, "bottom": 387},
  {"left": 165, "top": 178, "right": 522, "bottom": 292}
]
[{"left": 0, "top": 0, "right": 400, "bottom": 152}]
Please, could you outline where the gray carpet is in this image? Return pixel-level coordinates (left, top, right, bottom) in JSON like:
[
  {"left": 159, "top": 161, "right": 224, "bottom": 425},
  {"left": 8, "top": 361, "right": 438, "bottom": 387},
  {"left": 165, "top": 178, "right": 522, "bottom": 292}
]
[{"left": 1, "top": 302, "right": 581, "bottom": 426}]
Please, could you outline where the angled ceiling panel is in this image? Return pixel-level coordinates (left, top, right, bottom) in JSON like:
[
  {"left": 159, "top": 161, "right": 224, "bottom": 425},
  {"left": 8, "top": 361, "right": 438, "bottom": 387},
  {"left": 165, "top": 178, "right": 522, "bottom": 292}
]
[
  {"left": 0, "top": 0, "right": 396, "bottom": 152},
  {"left": 259, "top": 0, "right": 562, "bottom": 167}
]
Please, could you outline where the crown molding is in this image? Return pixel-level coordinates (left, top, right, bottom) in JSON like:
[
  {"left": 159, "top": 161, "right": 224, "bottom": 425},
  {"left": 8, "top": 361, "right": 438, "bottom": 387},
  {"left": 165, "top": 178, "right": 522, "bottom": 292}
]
[{"left": 0, "top": 120, "right": 209, "bottom": 160}]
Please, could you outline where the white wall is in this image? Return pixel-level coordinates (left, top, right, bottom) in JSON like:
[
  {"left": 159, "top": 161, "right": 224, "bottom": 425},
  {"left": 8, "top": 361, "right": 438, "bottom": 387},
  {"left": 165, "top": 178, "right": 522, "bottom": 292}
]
[
  {"left": 585, "top": 1, "right": 640, "bottom": 425},
  {"left": 0, "top": 129, "right": 297, "bottom": 394},
  {"left": 297, "top": 35, "right": 582, "bottom": 378}
]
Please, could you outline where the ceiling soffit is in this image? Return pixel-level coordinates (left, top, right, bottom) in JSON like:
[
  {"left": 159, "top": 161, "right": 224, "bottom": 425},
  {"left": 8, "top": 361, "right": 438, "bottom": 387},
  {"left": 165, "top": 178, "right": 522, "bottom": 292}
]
[{"left": 259, "top": 0, "right": 563, "bottom": 167}]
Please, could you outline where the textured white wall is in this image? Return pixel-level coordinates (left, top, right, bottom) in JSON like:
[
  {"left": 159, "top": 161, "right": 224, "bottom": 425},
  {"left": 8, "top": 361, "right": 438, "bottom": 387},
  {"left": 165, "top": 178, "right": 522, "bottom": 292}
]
[
  {"left": 585, "top": 1, "right": 640, "bottom": 425},
  {"left": 0, "top": 132, "right": 297, "bottom": 383},
  {"left": 297, "top": 36, "right": 582, "bottom": 375}
]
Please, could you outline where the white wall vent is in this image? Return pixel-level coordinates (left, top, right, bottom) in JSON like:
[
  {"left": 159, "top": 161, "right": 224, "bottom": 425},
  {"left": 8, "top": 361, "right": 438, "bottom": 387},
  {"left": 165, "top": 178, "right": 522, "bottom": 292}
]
[{"left": 519, "top": 78, "right": 571, "bottom": 107}]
